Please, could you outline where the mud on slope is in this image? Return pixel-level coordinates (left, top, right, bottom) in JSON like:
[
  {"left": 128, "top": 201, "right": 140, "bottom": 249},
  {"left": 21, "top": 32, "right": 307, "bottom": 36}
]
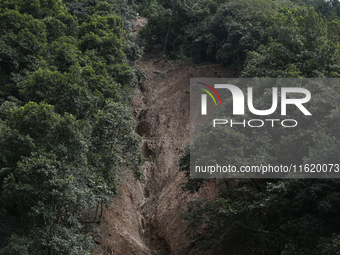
[{"left": 93, "top": 56, "right": 236, "bottom": 255}]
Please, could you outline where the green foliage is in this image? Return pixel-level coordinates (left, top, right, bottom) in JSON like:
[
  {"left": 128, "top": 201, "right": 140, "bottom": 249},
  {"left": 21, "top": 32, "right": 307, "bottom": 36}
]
[
  {"left": 0, "top": 9, "right": 47, "bottom": 100},
  {"left": 242, "top": 7, "right": 340, "bottom": 77},
  {"left": 141, "top": 0, "right": 277, "bottom": 65},
  {"left": 180, "top": 80, "right": 340, "bottom": 254},
  {"left": 78, "top": 14, "right": 123, "bottom": 38},
  {"left": 292, "top": 0, "right": 340, "bottom": 21},
  {"left": 140, "top": 0, "right": 222, "bottom": 59},
  {"left": 43, "top": 13, "right": 78, "bottom": 42},
  {"left": 0, "top": 102, "right": 94, "bottom": 254},
  {"left": 0, "top": 0, "right": 67, "bottom": 19},
  {"left": 0, "top": 0, "right": 143, "bottom": 253},
  {"left": 182, "top": 178, "right": 340, "bottom": 254},
  {"left": 65, "top": 0, "right": 136, "bottom": 30},
  {"left": 142, "top": 0, "right": 340, "bottom": 75}
]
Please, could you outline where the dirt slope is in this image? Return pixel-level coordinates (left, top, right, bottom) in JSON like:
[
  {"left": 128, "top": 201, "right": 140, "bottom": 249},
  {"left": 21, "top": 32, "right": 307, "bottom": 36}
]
[
  {"left": 133, "top": 58, "right": 233, "bottom": 254},
  {"left": 132, "top": 16, "right": 147, "bottom": 34},
  {"left": 93, "top": 56, "right": 236, "bottom": 255},
  {"left": 93, "top": 17, "right": 237, "bottom": 255}
]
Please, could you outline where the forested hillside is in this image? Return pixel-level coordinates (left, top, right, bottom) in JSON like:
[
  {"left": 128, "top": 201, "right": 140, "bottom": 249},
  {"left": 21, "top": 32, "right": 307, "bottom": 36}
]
[
  {"left": 2, "top": 0, "right": 340, "bottom": 254},
  {"left": 140, "top": 0, "right": 340, "bottom": 254},
  {"left": 141, "top": 0, "right": 340, "bottom": 76},
  {"left": 0, "top": 0, "right": 143, "bottom": 254}
]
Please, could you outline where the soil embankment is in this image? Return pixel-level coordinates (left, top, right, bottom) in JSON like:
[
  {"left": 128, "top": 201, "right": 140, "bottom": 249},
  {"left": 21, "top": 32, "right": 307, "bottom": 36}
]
[{"left": 93, "top": 18, "right": 236, "bottom": 255}]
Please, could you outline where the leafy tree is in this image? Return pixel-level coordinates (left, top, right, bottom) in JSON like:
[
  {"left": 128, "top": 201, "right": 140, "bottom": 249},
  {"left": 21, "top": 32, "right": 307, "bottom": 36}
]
[
  {"left": 0, "top": 0, "right": 144, "bottom": 253},
  {"left": 0, "top": 10, "right": 47, "bottom": 100},
  {"left": 0, "top": 0, "right": 67, "bottom": 19},
  {"left": 65, "top": 0, "right": 136, "bottom": 29},
  {"left": 242, "top": 7, "right": 340, "bottom": 77},
  {"left": 139, "top": 0, "right": 283, "bottom": 70},
  {"left": 181, "top": 91, "right": 340, "bottom": 253},
  {"left": 0, "top": 102, "right": 94, "bottom": 254}
]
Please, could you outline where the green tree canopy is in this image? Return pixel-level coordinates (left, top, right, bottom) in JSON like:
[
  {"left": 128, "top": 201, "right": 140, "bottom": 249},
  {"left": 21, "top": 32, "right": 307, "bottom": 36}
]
[{"left": 0, "top": 0, "right": 143, "bottom": 254}]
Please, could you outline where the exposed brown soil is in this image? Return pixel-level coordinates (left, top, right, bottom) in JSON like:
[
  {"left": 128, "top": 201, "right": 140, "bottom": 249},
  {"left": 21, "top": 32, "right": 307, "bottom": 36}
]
[
  {"left": 132, "top": 16, "right": 147, "bottom": 34},
  {"left": 93, "top": 18, "right": 241, "bottom": 255}
]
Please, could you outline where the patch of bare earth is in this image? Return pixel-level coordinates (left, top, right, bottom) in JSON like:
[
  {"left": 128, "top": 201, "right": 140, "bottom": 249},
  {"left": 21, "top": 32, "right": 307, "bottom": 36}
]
[
  {"left": 132, "top": 16, "right": 147, "bottom": 34},
  {"left": 93, "top": 17, "right": 247, "bottom": 255},
  {"left": 92, "top": 55, "right": 240, "bottom": 255}
]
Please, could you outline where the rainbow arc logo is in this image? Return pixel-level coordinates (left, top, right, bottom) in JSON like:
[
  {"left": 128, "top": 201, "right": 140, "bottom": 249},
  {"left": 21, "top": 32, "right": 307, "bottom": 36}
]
[
  {"left": 196, "top": 82, "right": 222, "bottom": 115},
  {"left": 196, "top": 82, "right": 222, "bottom": 106}
]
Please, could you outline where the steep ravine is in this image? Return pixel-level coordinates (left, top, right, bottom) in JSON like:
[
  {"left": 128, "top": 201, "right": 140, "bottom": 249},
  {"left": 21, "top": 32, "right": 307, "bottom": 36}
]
[{"left": 93, "top": 33, "right": 236, "bottom": 255}]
